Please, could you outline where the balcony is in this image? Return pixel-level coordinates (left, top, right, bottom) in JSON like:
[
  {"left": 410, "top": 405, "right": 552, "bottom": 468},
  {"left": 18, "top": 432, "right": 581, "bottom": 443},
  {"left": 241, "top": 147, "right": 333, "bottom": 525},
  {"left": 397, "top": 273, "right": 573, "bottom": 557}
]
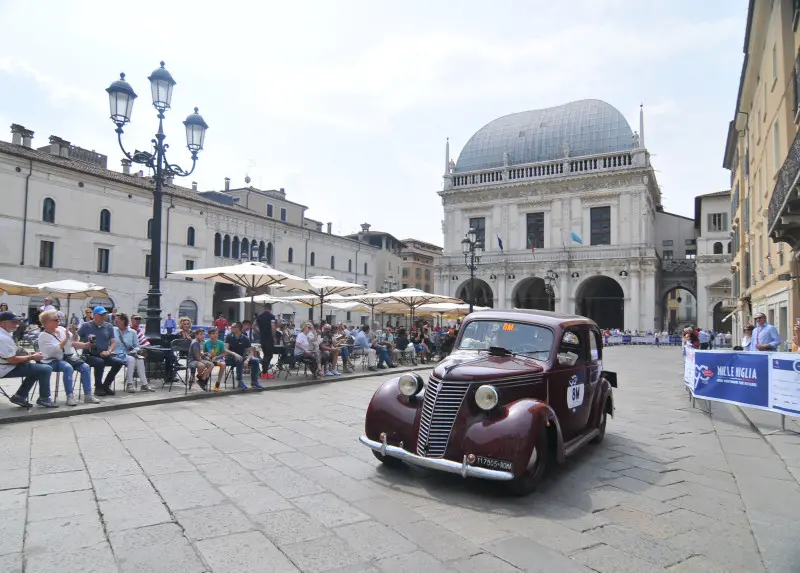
[{"left": 768, "top": 130, "right": 800, "bottom": 249}]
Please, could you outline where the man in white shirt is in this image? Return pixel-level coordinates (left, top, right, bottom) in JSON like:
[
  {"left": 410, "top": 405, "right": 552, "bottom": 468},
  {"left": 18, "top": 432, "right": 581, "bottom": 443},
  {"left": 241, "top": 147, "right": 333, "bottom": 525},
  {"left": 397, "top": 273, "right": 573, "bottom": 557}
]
[
  {"left": 39, "top": 298, "right": 56, "bottom": 314},
  {"left": 0, "top": 311, "right": 57, "bottom": 408}
]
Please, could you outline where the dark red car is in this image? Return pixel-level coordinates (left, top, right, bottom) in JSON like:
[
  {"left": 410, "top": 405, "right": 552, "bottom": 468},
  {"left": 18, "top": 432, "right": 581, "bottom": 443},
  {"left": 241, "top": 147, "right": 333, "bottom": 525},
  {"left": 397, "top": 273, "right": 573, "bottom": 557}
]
[{"left": 359, "top": 310, "right": 617, "bottom": 494}]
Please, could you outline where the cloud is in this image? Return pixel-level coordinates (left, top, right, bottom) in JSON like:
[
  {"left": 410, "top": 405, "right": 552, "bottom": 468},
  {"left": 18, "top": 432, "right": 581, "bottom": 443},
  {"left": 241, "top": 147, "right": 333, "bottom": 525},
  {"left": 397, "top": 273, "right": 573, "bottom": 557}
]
[{"left": 0, "top": 57, "right": 99, "bottom": 108}]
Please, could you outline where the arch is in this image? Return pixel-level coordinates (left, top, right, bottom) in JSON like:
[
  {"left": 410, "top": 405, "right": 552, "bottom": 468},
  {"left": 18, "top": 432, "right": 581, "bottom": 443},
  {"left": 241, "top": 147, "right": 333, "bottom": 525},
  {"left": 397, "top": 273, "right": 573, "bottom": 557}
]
[
  {"left": 330, "top": 255, "right": 335, "bottom": 270},
  {"left": 42, "top": 198, "right": 56, "bottom": 223},
  {"left": 232, "top": 236, "right": 240, "bottom": 259},
  {"left": 99, "top": 209, "right": 111, "bottom": 232},
  {"left": 310, "top": 252, "right": 316, "bottom": 267},
  {"left": 713, "top": 241, "right": 723, "bottom": 254},
  {"left": 266, "top": 242, "right": 273, "bottom": 265},
  {"left": 288, "top": 247, "right": 294, "bottom": 263},
  {"left": 147, "top": 218, "right": 153, "bottom": 240},
  {"left": 137, "top": 298, "right": 148, "bottom": 314},
  {"left": 187, "top": 226, "right": 196, "bottom": 247},
  {"left": 178, "top": 299, "right": 198, "bottom": 324},
  {"left": 457, "top": 278, "right": 494, "bottom": 308},
  {"left": 222, "top": 235, "right": 231, "bottom": 257},
  {"left": 575, "top": 275, "right": 624, "bottom": 329},
  {"left": 511, "top": 277, "right": 553, "bottom": 311},
  {"left": 214, "top": 233, "right": 221, "bottom": 256},
  {"left": 712, "top": 301, "right": 729, "bottom": 333},
  {"left": 258, "top": 241, "right": 266, "bottom": 261},
  {"left": 89, "top": 297, "right": 114, "bottom": 311},
  {"left": 661, "top": 286, "right": 697, "bottom": 333},
  {"left": 348, "top": 259, "right": 352, "bottom": 272},
  {"left": 241, "top": 238, "right": 249, "bottom": 258},
  {"left": 727, "top": 241, "right": 732, "bottom": 254}
]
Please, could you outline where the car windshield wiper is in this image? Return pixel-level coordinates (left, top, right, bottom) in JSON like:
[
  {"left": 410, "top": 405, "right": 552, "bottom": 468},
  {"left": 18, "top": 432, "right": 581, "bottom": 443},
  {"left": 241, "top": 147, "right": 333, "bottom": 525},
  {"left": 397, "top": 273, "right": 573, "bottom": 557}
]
[{"left": 488, "top": 346, "right": 548, "bottom": 359}]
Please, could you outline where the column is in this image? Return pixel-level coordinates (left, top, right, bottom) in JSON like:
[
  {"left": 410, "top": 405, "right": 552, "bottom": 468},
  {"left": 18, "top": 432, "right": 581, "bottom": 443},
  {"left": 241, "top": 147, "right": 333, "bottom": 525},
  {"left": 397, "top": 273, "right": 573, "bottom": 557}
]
[
  {"left": 559, "top": 273, "right": 569, "bottom": 314},
  {"left": 497, "top": 276, "right": 506, "bottom": 309},
  {"left": 628, "top": 271, "right": 640, "bottom": 330},
  {"left": 643, "top": 269, "right": 656, "bottom": 331}
]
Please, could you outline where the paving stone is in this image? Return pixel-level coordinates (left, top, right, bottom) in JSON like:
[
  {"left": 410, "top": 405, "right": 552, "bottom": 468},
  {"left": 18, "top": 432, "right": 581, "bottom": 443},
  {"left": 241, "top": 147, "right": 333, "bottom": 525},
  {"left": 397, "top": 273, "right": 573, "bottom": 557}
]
[
  {"left": 25, "top": 512, "right": 106, "bottom": 552},
  {"left": 197, "top": 459, "right": 256, "bottom": 486},
  {"left": 0, "top": 508, "right": 25, "bottom": 556},
  {"left": 30, "top": 454, "right": 86, "bottom": 476},
  {"left": 110, "top": 522, "right": 204, "bottom": 573},
  {"left": 196, "top": 530, "right": 299, "bottom": 572},
  {"left": 256, "top": 465, "right": 328, "bottom": 498},
  {"left": 570, "top": 543, "right": 665, "bottom": 573},
  {"left": 666, "top": 554, "right": 753, "bottom": 573},
  {"left": 0, "top": 469, "right": 28, "bottom": 491},
  {"left": 176, "top": 503, "right": 255, "bottom": 541},
  {"left": 220, "top": 482, "right": 292, "bottom": 514},
  {"left": 84, "top": 456, "right": 143, "bottom": 480},
  {"left": 449, "top": 552, "right": 521, "bottom": 573},
  {"left": 28, "top": 469, "right": 90, "bottom": 496},
  {"left": 281, "top": 534, "right": 365, "bottom": 573},
  {"left": 494, "top": 516, "right": 600, "bottom": 554},
  {"left": 0, "top": 489, "right": 26, "bottom": 511},
  {"left": 351, "top": 495, "right": 424, "bottom": 527},
  {"left": 322, "top": 454, "right": 378, "bottom": 480},
  {"left": 135, "top": 455, "right": 195, "bottom": 475},
  {"left": 596, "top": 505, "right": 682, "bottom": 540},
  {"left": 0, "top": 553, "right": 22, "bottom": 573},
  {"left": 606, "top": 475, "right": 685, "bottom": 501},
  {"left": 274, "top": 450, "right": 325, "bottom": 469},
  {"left": 667, "top": 494, "right": 750, "bottom": 527},
  {"left": 93, "top": 472, "right": 156, "bottom": 501},
  {"left": 375, "top": 550, "right": 450, "bottom": 572},
  {"left": 619, "top": 466, "right": 686, "bottom": 485},
  {"left": 99, "top": 493, "right": 172, "bottom": 532},
  {"left": 254, "top": 509, "right": 330, "bottom": 545},
  {"left": 229, "top": 450, "right": 277, "bottom": 470},
  {"left": 668, "top": 530, "right": 766, "bottom": 573},
  {"left": 25, "top": 541, "right": 117, "bottom": 573},
  {"left": 485, "top": 535, "right": 596, "bottom": 572},
  {"left": 335, "top": 520, "right": 416, "bottom": 560},
  {"left": 149, "top": 471, "right": 225, "bottom": 510},
  {"left": 589, "top": 523, "right": 693, "bottom": 567},
  {"left": 27, "top": 490, "right": 97, "bottom": 522},
  {"left": 293, "top": 492, "right": 371, "bottom": 527},
  {"left": 393, "top": 519, "right": 481, "bottom": 562}
]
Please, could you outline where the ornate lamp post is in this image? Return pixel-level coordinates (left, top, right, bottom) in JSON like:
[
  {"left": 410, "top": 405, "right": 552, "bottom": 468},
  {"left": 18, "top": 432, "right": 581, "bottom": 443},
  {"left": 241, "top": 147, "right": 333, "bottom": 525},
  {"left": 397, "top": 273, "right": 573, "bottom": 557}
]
[
  {"left": 461, "top": 227, "right": 483, "bottom": 313},
  {"left": 106, "top": 62, "right": 208, "bottom": 340},
  {"left": 544, "top": 269, "right": 558, "bottom": 312},
  {"left": 381, "top": 276, "right": 397, "bottom": 327}
]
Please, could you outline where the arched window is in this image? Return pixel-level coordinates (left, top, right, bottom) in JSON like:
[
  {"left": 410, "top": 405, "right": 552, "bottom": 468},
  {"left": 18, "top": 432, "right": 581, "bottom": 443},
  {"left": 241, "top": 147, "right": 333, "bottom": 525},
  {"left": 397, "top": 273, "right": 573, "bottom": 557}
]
[
  {"left": 137, "top": 298, "right": 148, "bottom": 315},
  {"left": 99, "top": 209, "right": 111, "bottom": 232},
  {"left": 223, "top": 235, "right": 231, "bottom": 257},
  {"left": 310, "top": 252, "right": 316, "bottom": 267},
  {"left": 187, "top": 227, "right": 196, "bottom": 246},
  {"left": 288, "top": 247, "right": 294, "bottom": 263},
  {"left": 178, "top": 299, "right": 198, "bottom": 324},
  {"left": 727, "top": 241, "right": 732, "bottom": 254},
  {"left": 348, "top": 259, "right": 352, "bottom": 273},
  {"left": 713, "top": 242, "right": 723, "bottom": 255},
  {"left": 147, "top": 219, "right": 153, "bottom": 239},
  {"left": 266, "top": 242, "right": 273, "bottom": 265},
  {"left": 214, "top": 233, "right": 221, "bottom": 256},
  {"left": 330, "top": 256, "right": 335, "bottom": 270},
  {"left": 258, "top": 241, "right": 266, "bottom": 261},
  {"left": 364, "top": 262, "right": 368, "bottom": 275},
  {"left": 241, "top": 238, "right": 249, "bottom": 258},
  {"left": 232, "top": 236, "right": 240, "bottom": 259},
  {"left": 42, "top": 198, "right": 55, "bottom": 223}
]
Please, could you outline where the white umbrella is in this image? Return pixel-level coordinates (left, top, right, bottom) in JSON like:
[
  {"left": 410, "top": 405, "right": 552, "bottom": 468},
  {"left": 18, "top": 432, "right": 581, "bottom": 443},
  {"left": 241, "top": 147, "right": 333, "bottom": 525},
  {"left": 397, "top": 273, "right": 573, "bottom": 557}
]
[
  {"left": 36, "top": 279, "right": 109, "bottom": 318},
  {"left": 336, "top": 292, "right": 399, "bottom": 328},
  {"left": 0, "top": 279, "right": 40, "bottom": 296},
  {"left": 417, "top": 302, "right": 489, "bottom": 327},
  {"left": 378, "top": 289, "right": 463, "bottom": 326},
  {"left": 272, "top": 275, "right": 366, "bottom": 322},
  {"left": 170, "top": 261, "right": 306, "bottom": 320}
]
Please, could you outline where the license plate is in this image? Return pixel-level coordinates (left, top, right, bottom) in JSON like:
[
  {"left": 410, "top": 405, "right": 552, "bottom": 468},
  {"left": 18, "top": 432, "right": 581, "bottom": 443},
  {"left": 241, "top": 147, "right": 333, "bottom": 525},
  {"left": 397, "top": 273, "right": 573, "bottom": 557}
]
[{"left": 475, "top": 456, "right": 512, "bottom": 472}]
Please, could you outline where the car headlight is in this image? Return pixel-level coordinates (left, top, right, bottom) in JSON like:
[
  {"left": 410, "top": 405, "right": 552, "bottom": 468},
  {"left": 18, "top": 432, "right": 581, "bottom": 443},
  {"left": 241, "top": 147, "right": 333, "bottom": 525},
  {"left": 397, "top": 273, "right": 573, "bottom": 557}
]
[
  {"left": 475, "top": 385, "right": 499, "bottom": 411},
  {"left": 398, "top": 373, "right": 424, "bottom": 397}
]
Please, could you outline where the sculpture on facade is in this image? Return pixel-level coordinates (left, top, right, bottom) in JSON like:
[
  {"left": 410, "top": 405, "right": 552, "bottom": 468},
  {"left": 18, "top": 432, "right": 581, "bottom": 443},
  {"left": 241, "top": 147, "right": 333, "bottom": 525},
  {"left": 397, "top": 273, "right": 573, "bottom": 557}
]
[
  {"left": 632, "top": 131, "right": 640, "bottom": 149},
  {"left": 562, "top": 142, "right": 570, "bottom": 158},
  {"left": 503, "top": 150, "right": 510, "bottom": 167},
  {"left": 448, "top": 158, "right": 456, "bottom": 173}
]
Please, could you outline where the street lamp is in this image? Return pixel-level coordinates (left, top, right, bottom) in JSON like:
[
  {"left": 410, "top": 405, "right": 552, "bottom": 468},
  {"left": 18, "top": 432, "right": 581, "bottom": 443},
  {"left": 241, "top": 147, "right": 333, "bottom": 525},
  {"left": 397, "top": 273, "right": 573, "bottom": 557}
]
[
  {"left": 250, "top": 243, "right": 261, "bottom": 262},
  {"left": 462, "top": 228, "right": 483, "bottom": 313},
  {"left": 544, "top": 269, "right": 558, "bottom": 312},
  {"left": 106, "top": 62, "right": 208, "bottom": 340}
]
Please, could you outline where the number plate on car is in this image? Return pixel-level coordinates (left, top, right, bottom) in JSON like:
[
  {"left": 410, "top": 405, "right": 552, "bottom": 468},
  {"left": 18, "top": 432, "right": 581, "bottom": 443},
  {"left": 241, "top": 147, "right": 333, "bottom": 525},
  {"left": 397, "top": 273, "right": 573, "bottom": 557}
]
[{"left": 475, "top": 456, "right": 513, "bottom": 471}]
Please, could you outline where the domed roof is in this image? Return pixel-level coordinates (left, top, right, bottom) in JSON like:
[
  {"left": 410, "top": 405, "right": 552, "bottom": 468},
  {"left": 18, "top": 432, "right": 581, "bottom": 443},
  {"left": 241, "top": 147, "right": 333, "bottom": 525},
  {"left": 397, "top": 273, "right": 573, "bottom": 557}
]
[{"left": 454, "top": 99, "right": 634, "bottom": 173}]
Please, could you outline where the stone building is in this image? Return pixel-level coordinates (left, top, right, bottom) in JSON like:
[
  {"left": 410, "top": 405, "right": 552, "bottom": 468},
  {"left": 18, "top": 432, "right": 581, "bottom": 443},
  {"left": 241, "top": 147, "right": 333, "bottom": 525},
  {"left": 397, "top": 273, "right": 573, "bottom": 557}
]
[{"left": 400, "top": 239, "right": 443, "bottom": 292}]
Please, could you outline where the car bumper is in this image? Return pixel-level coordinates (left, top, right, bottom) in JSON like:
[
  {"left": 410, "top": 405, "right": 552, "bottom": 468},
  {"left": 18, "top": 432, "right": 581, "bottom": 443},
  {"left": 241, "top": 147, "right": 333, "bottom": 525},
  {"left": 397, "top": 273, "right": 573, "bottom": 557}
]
[{"left": 359, "top": 435, "right": 514, "bottom": 481}]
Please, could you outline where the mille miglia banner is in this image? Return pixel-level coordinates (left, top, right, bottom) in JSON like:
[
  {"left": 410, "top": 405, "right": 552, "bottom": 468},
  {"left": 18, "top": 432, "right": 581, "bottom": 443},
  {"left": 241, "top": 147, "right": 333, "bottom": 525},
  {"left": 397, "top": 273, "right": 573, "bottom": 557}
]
[{"left": 690, "top": 351, "right": 770, "bottom": 410}]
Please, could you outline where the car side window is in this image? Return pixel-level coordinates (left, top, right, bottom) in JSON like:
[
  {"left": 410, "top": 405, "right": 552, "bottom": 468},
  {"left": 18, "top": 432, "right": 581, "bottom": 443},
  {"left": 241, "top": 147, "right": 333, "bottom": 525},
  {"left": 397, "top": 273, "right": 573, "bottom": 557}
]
[{"left": 589, "top": 330, "right": 601, "bottom": 362}]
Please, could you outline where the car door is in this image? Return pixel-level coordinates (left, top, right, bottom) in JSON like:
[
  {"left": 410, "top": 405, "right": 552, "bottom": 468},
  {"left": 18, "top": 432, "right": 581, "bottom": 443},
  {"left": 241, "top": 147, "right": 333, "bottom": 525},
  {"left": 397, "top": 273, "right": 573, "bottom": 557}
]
[{"left": 550, "top": 326, "right": 591, "bottom": 441}]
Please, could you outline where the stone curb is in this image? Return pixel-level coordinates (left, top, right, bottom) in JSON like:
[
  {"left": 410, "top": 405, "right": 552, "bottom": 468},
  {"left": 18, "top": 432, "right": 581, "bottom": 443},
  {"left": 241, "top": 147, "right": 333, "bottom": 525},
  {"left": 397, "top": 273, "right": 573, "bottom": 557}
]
[{"left": 0, "top": 365, "right": 433, "bottom": 426}]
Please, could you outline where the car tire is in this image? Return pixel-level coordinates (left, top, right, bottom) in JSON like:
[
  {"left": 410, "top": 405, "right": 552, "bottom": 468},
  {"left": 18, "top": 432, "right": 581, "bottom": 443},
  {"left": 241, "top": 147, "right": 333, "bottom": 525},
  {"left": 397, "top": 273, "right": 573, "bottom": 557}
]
[
  {"left": 372, "top": 450, "right": 404, "bottom": 467},
  {"left": 590, "top": 402, "right": 608, "bottom": 444},
  {"left": 506, "top": 422, "right": 549, "bottom": 496}
]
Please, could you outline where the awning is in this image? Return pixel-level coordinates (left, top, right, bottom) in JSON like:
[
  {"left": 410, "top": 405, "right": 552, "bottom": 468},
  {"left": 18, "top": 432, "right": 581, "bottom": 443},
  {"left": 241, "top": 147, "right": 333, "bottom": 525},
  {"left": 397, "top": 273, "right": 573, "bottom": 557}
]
[{"left": 722, "top": 307, "right": 740, "bottom": 322}]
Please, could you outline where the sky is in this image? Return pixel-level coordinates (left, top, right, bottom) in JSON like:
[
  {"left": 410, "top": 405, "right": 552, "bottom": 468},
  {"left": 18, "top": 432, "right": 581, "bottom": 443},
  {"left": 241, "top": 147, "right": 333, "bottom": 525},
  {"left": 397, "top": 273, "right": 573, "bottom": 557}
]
[{"left": 0, "top": 0, "right": 747, "bottom": 246}]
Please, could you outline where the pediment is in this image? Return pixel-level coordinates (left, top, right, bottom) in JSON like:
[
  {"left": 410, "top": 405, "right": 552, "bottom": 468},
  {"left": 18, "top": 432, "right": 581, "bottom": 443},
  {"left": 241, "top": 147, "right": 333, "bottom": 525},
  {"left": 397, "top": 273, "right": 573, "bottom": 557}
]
[{"left": 706, "top": 277, "right": 731, "bottom": 290}]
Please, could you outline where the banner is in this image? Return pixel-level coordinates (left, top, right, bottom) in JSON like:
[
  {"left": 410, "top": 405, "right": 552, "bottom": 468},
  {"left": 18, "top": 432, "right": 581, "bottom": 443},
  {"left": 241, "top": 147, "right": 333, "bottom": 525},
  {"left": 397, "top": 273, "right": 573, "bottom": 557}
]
[
  {"left": 769, "top": 355, "right": 800, "bottom": 416},
  {"left": 684, "top": 345, "right": 695, "bottom": 389}
]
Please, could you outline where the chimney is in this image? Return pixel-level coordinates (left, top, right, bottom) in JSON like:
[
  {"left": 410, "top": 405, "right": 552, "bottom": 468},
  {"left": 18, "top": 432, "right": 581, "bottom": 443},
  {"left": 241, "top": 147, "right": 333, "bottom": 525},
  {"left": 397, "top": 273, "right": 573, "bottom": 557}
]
[
  {"left": 48, "top": 135, "right": 62, "bottom": 156},
  {"left": 316, "top": 222, "right": 323, "bottom": 232},
  {"left": 191, "top": 181, "right": 198, "bottom": 191},
  {"left": 22, "top": 127, "right": 33, "bottom": 148},
  {"left": 327, "top": 222, "right": 332, "bottom": 234},
  {"left": 279, "top": 187, "right": 285, "bottom": 195},
  {"left": 360, "top": 223, "right": 371, "bottom": 232},
  {"left": 59, "top": 139, "right": 71, "bottom": 158},
  {"left": 136, "top": 170, "right": 144, "bottom": 177},
  {"left": 121, "top": 159, "right": 131, "bottom": 175},
  {"left": 10, "top": 124, "right": 24, "bottom": 146},
  {"left": 224, "top": 177, "right": 230, "bottom": 191}
]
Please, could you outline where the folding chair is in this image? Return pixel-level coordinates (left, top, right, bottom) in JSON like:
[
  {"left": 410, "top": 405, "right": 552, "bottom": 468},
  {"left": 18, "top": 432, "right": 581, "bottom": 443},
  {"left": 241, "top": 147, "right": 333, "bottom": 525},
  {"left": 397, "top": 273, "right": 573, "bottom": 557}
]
[{"left": 169, "top": 339, "right": 191, "bottom": 395}]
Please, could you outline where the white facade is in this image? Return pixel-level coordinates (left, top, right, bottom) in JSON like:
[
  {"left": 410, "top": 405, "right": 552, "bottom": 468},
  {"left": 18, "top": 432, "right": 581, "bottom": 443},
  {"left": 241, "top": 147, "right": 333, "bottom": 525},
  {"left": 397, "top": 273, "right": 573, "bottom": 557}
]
[
  {"left": 0, "top": 131, "right": 379, "bottom": 327},
  {"left": 694, "top": 191, "right": 735, "bottom": 332},
  {"left": 435, "top": 100, "right": 662, "bottom": 331}
]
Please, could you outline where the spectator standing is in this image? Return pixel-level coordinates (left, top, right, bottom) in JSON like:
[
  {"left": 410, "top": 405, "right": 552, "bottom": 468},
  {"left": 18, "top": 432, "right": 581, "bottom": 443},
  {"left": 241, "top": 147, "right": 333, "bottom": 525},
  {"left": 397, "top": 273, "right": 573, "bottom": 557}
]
[
  {"left": 213, "top": 313, "right": 229, "bottom": 336},
  {"left": 698, "top": 329, "right": 710, "bottom": 350},
  {"left": 163, "top": 314, "right": 177, "bottom": 335},
  {"left": 749, "top": 312, "right": 781, "bottom": 352},
  {"left": 256, "top": 304, "right": 277, "bottom": 379}
]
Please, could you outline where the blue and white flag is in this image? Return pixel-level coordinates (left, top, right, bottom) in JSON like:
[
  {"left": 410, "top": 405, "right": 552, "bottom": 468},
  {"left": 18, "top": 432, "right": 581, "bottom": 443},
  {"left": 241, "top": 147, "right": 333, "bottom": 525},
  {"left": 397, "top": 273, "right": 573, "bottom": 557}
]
[
  {"left": 570, "top": 231, "right": 583, "bottom": 245},
  {"left": 497, "top": 235, "right": 504, "bottom": 252}
]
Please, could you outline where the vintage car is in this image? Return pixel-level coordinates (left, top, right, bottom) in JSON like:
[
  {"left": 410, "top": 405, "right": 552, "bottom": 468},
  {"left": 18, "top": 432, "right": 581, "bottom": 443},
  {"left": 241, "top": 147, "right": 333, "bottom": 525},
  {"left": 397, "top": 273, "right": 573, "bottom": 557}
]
[{"left": 359, "top": 310, "right": 617, "bottom": 494}]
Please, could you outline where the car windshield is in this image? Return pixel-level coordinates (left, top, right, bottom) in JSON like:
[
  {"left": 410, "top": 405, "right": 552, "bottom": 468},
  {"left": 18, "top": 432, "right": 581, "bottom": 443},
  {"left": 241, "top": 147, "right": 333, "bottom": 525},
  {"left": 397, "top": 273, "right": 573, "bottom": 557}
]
[{"left": 457, "top": 320, "right": 554, "bottom": 360}]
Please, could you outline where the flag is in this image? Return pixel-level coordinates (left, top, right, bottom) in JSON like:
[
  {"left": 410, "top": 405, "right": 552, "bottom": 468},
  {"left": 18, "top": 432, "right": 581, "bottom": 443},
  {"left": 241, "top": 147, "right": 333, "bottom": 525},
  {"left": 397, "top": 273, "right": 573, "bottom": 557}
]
[
  {"left": 570, "top": 231, "right": 583, "bottom": 245},
  {"left": 527, "top": 236, "right": 536, "bottom": 253},
  {"left": 497, "top": 235, "right": 504, "bottom": 252}
]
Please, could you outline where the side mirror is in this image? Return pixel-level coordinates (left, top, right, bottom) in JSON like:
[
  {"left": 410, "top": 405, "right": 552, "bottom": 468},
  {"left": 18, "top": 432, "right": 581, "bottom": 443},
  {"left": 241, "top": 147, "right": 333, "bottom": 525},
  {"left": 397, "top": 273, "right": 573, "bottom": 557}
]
[{"left": 557, "top": 351, "right": 578, "bottom": 367}]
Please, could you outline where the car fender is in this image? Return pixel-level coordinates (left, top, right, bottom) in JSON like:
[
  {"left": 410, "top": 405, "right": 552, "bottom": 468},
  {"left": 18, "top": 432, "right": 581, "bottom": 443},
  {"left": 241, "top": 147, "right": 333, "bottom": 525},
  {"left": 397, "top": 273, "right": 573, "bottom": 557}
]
[
  {"left": 460, "top": 398, "right": 564, "bottom": 478},
  {"left": 588, "top": 379, "right": 613, "bottom": 430},
  {"left": 364, "top": 378, "right": 422, "bottom": 449}
]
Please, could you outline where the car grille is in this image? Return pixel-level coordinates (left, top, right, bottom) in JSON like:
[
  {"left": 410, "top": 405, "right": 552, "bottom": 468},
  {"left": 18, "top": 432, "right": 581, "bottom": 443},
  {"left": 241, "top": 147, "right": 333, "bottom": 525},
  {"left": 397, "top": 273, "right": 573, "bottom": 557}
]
[{"left": 416, "top": 378, "right": 469, "bottom": 458}]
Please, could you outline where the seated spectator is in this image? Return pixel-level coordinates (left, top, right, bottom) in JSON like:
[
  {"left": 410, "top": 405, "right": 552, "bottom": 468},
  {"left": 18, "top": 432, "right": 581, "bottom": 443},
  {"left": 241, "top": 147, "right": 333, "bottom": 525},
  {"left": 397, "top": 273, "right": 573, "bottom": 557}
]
[
  {"left": 412, "top": 329, "right": 429, "bottom": 363},
  {"left": 294, "top": 322, "right": 321, "bottom": 378},
  {"left": 225, "top": 323, "right": 263, "bottom": 389},
  {"left": 394, "top": 328, "right": 416, "bottom": 364},
  {"left": 79, "top": 306, "right": 124, "bottom": 396},
  {"left": 38, "top": 310, "right": 97, "bottom": 405},
  {"left": 205, "top": 327, "right": 231, "bottom": 391},
  {"left": 114, "top": 313, "right": 155, "bottom": 393},
  {"left": 188, "top": 329, "right": 212, "bottom": 390},
  {"left": 0, "top": 311, "right": 56, "bottom": 408},
  {"left": 319, "top": 324, "right": 342, "bottom": 376}
]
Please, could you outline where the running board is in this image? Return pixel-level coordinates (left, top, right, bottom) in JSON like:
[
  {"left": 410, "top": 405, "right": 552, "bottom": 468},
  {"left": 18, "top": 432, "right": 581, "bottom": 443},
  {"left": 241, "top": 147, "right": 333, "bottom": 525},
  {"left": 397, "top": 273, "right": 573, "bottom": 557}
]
[{"left": 563, "top": 429, "right": 600, "bottom": 458}]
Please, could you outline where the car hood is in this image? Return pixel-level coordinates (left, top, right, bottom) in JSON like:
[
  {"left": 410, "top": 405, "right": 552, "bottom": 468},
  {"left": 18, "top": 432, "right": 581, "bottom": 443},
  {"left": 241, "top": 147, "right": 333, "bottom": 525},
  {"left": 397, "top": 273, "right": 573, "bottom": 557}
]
[{"left": 432, "top": 351, "right": 546, "bottom": 382}]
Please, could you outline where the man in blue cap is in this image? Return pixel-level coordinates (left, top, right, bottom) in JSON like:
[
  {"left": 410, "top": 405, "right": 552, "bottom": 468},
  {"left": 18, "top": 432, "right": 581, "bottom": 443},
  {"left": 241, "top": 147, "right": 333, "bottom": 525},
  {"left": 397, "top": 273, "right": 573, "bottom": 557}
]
[
  {"left": 78, "top": 306, "right": 124, "bottom": 395},
  {"left": 0, "top": 311, "right": 57, "bottom": 408}
]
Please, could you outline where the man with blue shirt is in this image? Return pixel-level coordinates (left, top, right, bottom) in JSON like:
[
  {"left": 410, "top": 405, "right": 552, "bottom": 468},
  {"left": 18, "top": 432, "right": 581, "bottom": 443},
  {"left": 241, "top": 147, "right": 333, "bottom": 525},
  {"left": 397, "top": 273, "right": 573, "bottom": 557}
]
[
  {"left": 749, "top": 312, "right": 781, "bottom": 351},
  {"left": 353, "top": 325, "right": 396, "bottom": 371},
  {"left": 79, "top": 306, "right": 124, "bottom": 396}
]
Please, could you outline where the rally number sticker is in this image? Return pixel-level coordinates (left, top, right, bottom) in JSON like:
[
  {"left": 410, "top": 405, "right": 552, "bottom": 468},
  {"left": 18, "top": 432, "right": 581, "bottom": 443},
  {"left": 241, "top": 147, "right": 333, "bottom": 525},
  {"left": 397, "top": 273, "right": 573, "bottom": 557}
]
[{"left": 567, "top": 375, "right": 584, "bottom": 409}]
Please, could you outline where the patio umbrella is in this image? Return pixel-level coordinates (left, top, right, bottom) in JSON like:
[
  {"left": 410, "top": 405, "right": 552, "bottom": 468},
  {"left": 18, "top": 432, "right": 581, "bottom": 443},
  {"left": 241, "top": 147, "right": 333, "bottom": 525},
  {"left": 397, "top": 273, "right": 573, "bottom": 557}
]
[
  {"left": 0, "top": 279, "right": 40, "bottom": 296},
  {"left": 272, "top": 275, "right": 366, "bottom": 322},
  {"left": 35, "top": 279, "right": 109, "bottom": 319},
  {"left": 417, "top": 302, "right": 489, "bottom": 327},
  {"left": 378, "top": 288, "right": 463, "bottom": 327},
  {"left": 336, "top": 292, "right": 399, "bottom": 329},
  {"left": 170, "top": 261, "right": 307, "bottom": 320}
]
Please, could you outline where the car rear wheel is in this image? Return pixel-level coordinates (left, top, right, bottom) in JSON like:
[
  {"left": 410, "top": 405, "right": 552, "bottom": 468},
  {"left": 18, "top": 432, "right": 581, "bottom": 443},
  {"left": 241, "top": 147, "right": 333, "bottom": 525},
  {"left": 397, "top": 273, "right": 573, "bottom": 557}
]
[
  {"left": 372, "top": 450, "right": 404, "bottom": 467},
  {"left": 590, "top": 401, "right": 608, "bottom": 444},
  {"left": 506, "top": 422, "right": 549, "bottom": 496}
]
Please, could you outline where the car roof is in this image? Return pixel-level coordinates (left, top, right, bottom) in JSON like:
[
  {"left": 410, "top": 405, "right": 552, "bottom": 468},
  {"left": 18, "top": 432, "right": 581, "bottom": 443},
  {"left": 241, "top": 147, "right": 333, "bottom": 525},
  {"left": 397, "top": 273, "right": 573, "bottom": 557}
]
[{"left": 464, "top": 309, "right": 597, "bottom": 329}]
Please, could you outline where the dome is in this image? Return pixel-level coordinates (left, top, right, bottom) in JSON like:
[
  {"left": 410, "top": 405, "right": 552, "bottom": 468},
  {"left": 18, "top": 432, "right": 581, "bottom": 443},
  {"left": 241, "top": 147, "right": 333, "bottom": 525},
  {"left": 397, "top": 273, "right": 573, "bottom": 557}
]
[{"left": 454, "top": 99, "right": 634, "bottom": 173}]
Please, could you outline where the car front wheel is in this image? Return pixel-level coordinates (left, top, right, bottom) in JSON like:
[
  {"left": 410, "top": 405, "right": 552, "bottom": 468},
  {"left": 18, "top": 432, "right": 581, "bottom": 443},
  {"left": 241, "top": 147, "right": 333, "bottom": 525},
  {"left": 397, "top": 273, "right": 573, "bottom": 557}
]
[
  {"left": 372, "top": 450, "right": 404, "bottom": 467},
  {"left": 506, "top": 422, "right": 549, "bottom": 496},
  {"left": 590, "top": 403, "right": 608, "bottom": 444}
]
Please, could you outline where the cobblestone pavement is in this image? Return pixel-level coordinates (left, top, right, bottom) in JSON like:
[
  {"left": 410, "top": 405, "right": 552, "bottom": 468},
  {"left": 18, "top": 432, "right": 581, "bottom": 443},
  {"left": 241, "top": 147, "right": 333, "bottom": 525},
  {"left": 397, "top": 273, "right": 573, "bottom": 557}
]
[{"left": 1, "top": 346, "right": 799, "bottom": 572}]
